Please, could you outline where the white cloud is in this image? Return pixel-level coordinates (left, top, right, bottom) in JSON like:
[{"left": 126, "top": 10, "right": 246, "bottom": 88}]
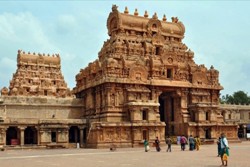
[{"left": 0, "top": 12, "right": 62, "bottom": 89}]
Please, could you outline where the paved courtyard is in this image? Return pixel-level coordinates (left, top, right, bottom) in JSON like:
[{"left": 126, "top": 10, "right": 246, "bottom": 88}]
[{"left": 0, "top": 141, "right": 249, "bottom": 167}]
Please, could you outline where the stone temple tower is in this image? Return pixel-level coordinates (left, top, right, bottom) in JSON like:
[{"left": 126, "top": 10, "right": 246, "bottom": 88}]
[
  {"left": 1, "top": 50, "right": 71, "bottom": 97},
  {"left": 73, "top": 5, "right": 238, "bottom": 148}
]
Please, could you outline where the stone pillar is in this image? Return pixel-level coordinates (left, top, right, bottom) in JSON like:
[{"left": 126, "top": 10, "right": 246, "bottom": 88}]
[
  {"left": 179, "top": 89, "right": 189, "bottom": 123},
  {"left": 19, "top": 126, "right": 26, "bottom": 146},
  {"left": 80, "top": 128, "right": 84, "bottom": 148},
  {"left": 243, "top": 125, "right": 247, "bottom": 138},
  {"left": 36, "top": 127, "right": 41, "bottom": 145},
  {"left": 0, "top": 127, "right": 6, "bottom": 146}
]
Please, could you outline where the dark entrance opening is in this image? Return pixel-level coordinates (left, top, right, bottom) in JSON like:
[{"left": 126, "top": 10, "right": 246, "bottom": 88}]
[
  {"left": 69, "top": 126, "right": 80, "bottom": 143},
  {"left": 83, "top": 128, "right": 87, "bottom": 144},
  {"left": 238, "top": 125, "right": 244, "bottom": 138},
  {"left": 24, "top": 126, "right": 38, "bottom": 145},
  {"left": 205, "top": 128, "right": 211, "bottom": 139},
  {"left": 6, "top": 127, "right": 19, "bottom": 145},
  {"left": 159, "top": 92, "right": 175, "bottom": 136},
  {"left": 51, "top": 131, "right": 57, "bottom": 142}
]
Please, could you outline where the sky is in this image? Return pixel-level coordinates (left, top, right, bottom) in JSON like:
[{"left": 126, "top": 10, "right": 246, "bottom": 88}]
[{"left": 0, "top": 1, "right": 249, "bottom": 96}]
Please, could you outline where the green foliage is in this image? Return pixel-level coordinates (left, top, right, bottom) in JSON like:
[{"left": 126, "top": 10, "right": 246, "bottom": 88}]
[{"left": 220, "top": 91, "right": 250, "bottom": 105}]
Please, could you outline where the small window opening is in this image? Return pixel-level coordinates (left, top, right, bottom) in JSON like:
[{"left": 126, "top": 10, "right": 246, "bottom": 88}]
[
  {"left": 205, "top": 112, "right": 209, "bottom": 121},
  {"left": 142, "top": 110, "right": 148, "bottom": 120},
  {"left": 167, "top": 69, "right": 172, "bottom": 79}
]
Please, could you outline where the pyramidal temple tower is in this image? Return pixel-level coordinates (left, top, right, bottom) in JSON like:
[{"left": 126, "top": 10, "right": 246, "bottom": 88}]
[
  {"left": 1, "top": 50, "right": 71, "bottom": 97},
  {"left": 73, "top": 5, "right": 237, "bottom": 148}
]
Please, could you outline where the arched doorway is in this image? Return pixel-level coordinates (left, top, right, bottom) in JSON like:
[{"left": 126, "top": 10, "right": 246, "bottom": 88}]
[
  {"left": 6, "top": 127, "right": 20, "bottom": 145},
  {"left": 69, "top": 126, "right": 80, "bottom": 143},
  {"left": 24, "top": 126, "right": 38, "bottom": 145}
]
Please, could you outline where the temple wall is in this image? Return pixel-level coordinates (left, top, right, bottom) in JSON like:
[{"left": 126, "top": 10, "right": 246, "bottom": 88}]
[{"left": 0, "top": 96, "right": 83, "bottom": 120}]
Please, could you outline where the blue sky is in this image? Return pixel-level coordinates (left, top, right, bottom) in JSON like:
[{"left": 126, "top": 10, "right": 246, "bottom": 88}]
[{"left": 0, "top": 1, "right": 249, "bottom": 96}]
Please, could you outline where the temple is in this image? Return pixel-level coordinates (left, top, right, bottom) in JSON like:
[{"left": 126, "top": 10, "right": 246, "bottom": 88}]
[
  {"left": 73, "top": 5, "right": 238, "bottom": 147},
  {"left": 0, "top": 5, "right": 247, "bottom": 149}
]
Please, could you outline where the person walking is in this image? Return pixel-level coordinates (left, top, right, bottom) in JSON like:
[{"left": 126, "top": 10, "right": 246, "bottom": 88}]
[
  {"left": 220, "top": 133, "right": 229, "bottom": 167},
  {"left": 195, "top": 136, "right": 201, "bottom": 151},
  {"left": 180, "top": 135, "right": 187, "bottom": 151},
  {"left": 155, "top": 137, "right": 161, "bottom": 152},
  {"left": 188, "top": 135, "right": 195, "bottom": 151},
  {"left": 217, "top": 137, "right": 221, "bottom": 157},
  {"left": 143, "top": 139, "right": 150, "bottom": 152},
  {"left": 165, "top": 136, "right": 172, "bottom": 152}
]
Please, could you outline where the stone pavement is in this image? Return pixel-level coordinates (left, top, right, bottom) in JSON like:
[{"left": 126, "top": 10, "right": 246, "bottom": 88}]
[{"left": 0, "top": 141, "right": 249, "bottom": 167}]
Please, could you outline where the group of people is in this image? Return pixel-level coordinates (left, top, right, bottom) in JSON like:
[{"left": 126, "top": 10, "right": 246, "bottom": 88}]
[
  {"left": 143, "top": 135, "right": 201, "bottom": 152},
  {"left": 143, "top": 133, "right": 229, "bottom": 167},
  {"left": 179, "top": 135, "right": 201, "bottom": 151}
]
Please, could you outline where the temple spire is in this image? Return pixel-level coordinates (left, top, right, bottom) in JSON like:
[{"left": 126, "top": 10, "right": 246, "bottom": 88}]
[
  {"left": 134, "top": 8, "right": 138, "bottom": 16},
  {"left": 124, "top": 6, "right": 129, "bottom": 14},
  {"left": 152, "top": 12, "right": 158, "bottom": 19},
  {"left": 163, "top": 14, "right": 167, "bottom": 21},
  {"left": 144, "top": 10, "right": 148, "bottom": 18}
]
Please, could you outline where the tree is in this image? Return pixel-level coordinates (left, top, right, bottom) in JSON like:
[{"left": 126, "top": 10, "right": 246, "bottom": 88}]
[{"left": 220, "top": 91, "right": 250, "bottom": 105}]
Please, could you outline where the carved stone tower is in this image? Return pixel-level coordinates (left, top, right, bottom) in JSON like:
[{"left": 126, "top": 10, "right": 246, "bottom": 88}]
[
  {"left": 2, "top": 50, "right": 71, "bottom": 97},
  {"left": 74, "top": 5, "right": 238, "bottom": 148}
]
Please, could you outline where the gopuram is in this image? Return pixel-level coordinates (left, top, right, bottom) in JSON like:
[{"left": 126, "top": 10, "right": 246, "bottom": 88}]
[
  {"left": 73, "top": 5, "right": 238, "bottom": 148},
  {"left": 0, "top": 51, "right": 86, "bottom": 148}
]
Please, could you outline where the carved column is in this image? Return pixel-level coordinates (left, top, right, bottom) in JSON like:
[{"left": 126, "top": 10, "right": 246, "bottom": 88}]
[
  {"left": 35, "top": 126, "right": 40, "bottom": 145},
  {"left": 105, "top": 84, "right": 112, "bottom": 107},
  {"left": 180, "top": 89, "right": 189, "bottom": 123},
  {"left": 0, "top": 127, "right": 6, "bottom": 146},
  {"left": 80, "top": 128, "right": 84, "bottom": 148},
  {"left": 243, "top": 125, "right": 247, "bottom": 138},
  {"left": 19, "top": 126, "right": 26, "bottom": 146}
]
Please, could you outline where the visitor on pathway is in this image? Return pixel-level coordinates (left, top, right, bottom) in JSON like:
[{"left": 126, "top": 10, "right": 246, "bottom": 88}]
[
  {"left": 217, "top": 137, "right": 221, "bottom": 157},
  {"left": 155, "top": 137, "right": 161, "bottom": 152},
  {"left": 220, "top": 133, "right": 229, "bottom": 167},
  {"left": 195, "top": 136, "right": 201, "bottom": 151},
  {"left": 165, "top": 136, "right": 172, "bottom": 152},
  {"left": 188, "top": 135, "right": 195, "bottom": 151},
  {"left": 180, "top": 135, "right": 187, "bottom": 151},
  {"left": 143, "top": 139, "right": 150, "bottom": 152}
]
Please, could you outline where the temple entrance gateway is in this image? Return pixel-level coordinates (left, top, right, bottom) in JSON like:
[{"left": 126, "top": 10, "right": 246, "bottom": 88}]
[
  {"left": 24, "top": 126, "right": 38, "bottom": 145},
  {"left": 159, "top": 91, "right": 179, "bottom": 136},
  {"left": 6, "top": 126, "right": 20, "bottom": 145}
]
